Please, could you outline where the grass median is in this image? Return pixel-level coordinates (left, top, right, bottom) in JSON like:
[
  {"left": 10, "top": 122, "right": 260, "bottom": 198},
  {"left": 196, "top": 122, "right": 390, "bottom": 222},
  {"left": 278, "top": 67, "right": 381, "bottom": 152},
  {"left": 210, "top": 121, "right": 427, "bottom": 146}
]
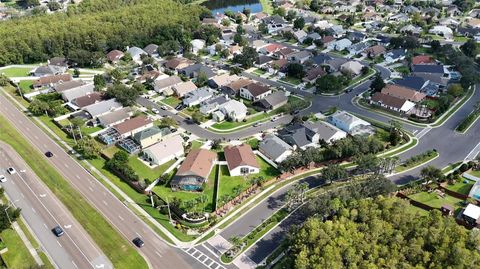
[{"left": 0, "top": 115, "right": 148, "bottom": 269}]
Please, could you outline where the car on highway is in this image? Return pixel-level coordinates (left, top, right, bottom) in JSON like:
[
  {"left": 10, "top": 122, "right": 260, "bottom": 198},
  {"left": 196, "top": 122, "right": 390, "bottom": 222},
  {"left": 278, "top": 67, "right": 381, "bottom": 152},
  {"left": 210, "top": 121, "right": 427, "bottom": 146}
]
[
  {"left": 152, "top": 108, "right": 160, "bottom": 114},
  {"left": 132, "top": 237, "right": 145, "bottom": 248},
  {"left": 52, "top": 226, "right": 64, "bottom": 237},
  {"left": 45, "top": 151, "right": 54, "bottom": 158},
  {"left": 253, "top": 122, "right": 261, "bottom": 127},
  {"left": 7, "top": 167, "right": 16, "bottom": 174},
  {"left": 160, "top": 105, "right": 168, "bottom": 110},
  {"left": 0, "top": 175, "right": 6, "bottom": 183}
]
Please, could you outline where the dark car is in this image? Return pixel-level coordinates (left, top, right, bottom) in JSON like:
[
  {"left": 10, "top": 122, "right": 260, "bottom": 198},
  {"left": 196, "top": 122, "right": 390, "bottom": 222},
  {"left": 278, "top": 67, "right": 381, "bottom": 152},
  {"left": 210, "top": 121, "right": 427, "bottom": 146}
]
[
  {"left": 291, "top": 109, "right": 300, "bottom": 115},
  {"left": 45, "top": 151, "right": 53, "bottom": 158},
  {"left": 132, "top": 237, "right": 145, "bottom": 248},
  {"left": 52, "top": 226, "right": 64, "bottom": 237}
]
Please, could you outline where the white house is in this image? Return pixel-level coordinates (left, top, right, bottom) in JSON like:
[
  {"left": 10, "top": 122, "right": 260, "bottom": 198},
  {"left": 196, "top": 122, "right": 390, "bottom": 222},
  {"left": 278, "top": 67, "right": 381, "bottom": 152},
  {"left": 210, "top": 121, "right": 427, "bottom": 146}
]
[
  {"left": 428, "top": 26, "right": 453, "bottom": 40},
  {"left": 191, "top": 39, "right": 206, "bottom": 54},
  {"left": 224, "top": 144, "right": 259, "bottom": 176},
  {"left": 240, "top": 83, "right": 272, "bottom": 101},
  {"left": 327, "top": 38, "right": 352, "bottom": 51},
  {"left": 218, "top": 100, "right": 247, "bottom": 122},
  {"left": 258, "top": 134, "right": 293, "bottom": 163},
  {"left": 142, "top": 135, "right": 184, "bottom": 166},
  {"left": 327, "top": 110, "right": 371, "bottom": 134}
]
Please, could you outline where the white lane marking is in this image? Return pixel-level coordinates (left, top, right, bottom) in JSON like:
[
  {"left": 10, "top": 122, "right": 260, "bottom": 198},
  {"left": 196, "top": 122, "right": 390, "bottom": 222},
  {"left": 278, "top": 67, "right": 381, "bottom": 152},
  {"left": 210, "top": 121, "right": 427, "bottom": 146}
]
[
  {"left": 72, "top": 261, "right": 78, "bottom": 269},
  {"left": 465, "top": 141, "right": 480, "bottom": 161},
  {"left": 39, "top": 194, "right": 46, "bottom": 198},
  {"left": 43, "top": 223, "right": 48, "bottom": 229},
  {"left": 20, "top": 192, "right": 25, "bottom": 198},
  {"left": 34, "top": 135, "right": 38, "bottom": 140},
  {"left": 25, "top": 127, "right": 30, "bottom": 131},
  {"left": 415, "top": 127, "right": 432, "bottom": 139},
  {"left": 155, "top": 251, "right": 162, "bottom": 257},
  {"left": 102, "top": 200, "right": 108, "bottom": 206},
  {"left": 64, "top": 225, "right": 72, "bottom": 229},
  {"left": 75, "top": 175, "right": 80, "bottom": 179},
  {"left": 31, "top": 208, "right": 36, "bottom": 214},
  {"left": 64, "top": 163, "right": 69, "bottom": 168},
  {"left": 118, "top": 215, "right": 124, "bottom": 221},
  {"left": 88, "top": 187, "right": 94, "bottom": 192},
  {"left": 57, "top": 241, "right": 62, "bottom": 248}
]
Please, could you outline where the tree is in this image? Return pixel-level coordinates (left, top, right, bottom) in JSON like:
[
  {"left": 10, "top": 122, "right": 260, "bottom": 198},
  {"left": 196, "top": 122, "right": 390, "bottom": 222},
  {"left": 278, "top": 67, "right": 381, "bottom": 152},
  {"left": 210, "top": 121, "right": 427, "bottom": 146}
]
[
  {"left": 258, "top": 22, "right": 268, "bottom": 35},
  {"left": 370, "top": 73, "right": 385, "bottom": 92},
  {"left": 93, "top": 74, "right": 106, "bottom": 90},
  {"left": 196, "top": 71, "right": 208, "bottom": 87},
  {"left": 219, "top": 48, "right": 230, "bottom": 59},
  {"left": 0, "top": 74, "right": 9, "bottom": 86},
  {"left": 74, "top": 137, "right": 101, "bottom": 159},
  {"left": 460, "top": 39, "right": 478, "bottom": 58},
  {"left": 105, "top": 84, "right": 140, "bottom": 106},
  {"left": 354, "top": 153, "right": 380, "bottom": 174},
  {"left": 233, "top": 46, "right": 258, "bottom": 69},
  {"left": 0, "top": 204, "right": 21, "bottom": 232},
  {"left": 47, "top": 1, "right": 61, "bottom": 11},
  {"left": 20, "top": 0, "right": 39, "bottom": 7},
  {"left": 159, "top": 116, "right": 177, "bottom": 127},
  {"left": 191, "top": 111, "right": 205, "bottom": 124},
  {"left": 420, "top": 165, "right": 444, "bottom": 183},
  {"left": 315, "top": 74, "right": 347, "bottom": 93},
  {"left": 293, "top": 17, "right": 305, "bottom": 30},
  {"left": 274, "top": 7, "right": 286, "bottom": 17},
  {"left": 242, "top": 8, "right": 251, "bottom": 21},
  {"left": 157, "top": 40, "right": 180, "bottom": 56},
  {"left": 285, "top": 10, "right": 297, "bottom": 21},
  {"left": 73, "top": 68, "right": 80, "bottom": 78},
  {"left": 447, "top": 83, "right": 464, "bottom": 98},
  {"left": 454, "top": 0, "right": 475, "bottom": 12},
  {"left": 322, "top": 164, "right": 348, "bottom": 184},
  {"left": 28, "top": 99, "right": 49, "bottom": 116},
  {"left": 389, "top": 120, "right": 403, "bottom": 146},
  {"left": 286, "top": 63, "right": 305, "bottom": 79},
  {"left": 211, "top": 139, "right": 221, "bottom": 150}
]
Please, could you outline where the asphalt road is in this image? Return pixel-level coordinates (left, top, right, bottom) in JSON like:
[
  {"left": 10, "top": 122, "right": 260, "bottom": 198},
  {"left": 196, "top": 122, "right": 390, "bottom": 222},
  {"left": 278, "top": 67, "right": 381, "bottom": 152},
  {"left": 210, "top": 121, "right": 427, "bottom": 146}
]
[
  {"left": 0, "top": 93, "right": 196, "bottom": 269},
  {"left": 0, "top": 143, "right": 111, "bottom": 269}
]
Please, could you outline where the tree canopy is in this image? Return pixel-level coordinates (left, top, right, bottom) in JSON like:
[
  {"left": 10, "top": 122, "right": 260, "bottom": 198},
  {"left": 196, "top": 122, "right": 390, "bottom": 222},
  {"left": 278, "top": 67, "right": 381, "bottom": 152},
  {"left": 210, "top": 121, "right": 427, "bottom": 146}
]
[{"left": 287, "top": 197, "right": 480, "bottom": 269}]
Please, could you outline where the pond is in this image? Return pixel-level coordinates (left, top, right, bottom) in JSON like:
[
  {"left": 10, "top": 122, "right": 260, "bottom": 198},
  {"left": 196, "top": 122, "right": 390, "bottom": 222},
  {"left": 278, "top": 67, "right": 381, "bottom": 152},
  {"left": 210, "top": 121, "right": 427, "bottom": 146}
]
[{"left": 202, "top": 0, "right": 263, "bottom": 15}]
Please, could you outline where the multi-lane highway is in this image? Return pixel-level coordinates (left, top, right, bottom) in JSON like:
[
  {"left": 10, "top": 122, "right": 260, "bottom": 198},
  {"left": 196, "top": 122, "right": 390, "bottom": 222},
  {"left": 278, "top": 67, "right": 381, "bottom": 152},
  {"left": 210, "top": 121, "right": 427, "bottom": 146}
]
[
  {"left": 0, "top": 142, "right": 111, "bottom": 269},
  {"left": 0, "top": 93, "right": 197, "bottom": 268}
]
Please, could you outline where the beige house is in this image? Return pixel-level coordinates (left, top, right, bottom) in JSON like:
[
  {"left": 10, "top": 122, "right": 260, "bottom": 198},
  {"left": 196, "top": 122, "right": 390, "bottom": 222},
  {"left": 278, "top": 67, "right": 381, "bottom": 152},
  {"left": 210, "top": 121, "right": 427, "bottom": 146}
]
[
  {"left": 173, "top": 81, "right": 197, "bottom": 98},
  {"left": 142, "top": 135, "right": 184, "bottom": 166},
  {"left": 133, "top": 126, "right": 172, "bottom": 148}
]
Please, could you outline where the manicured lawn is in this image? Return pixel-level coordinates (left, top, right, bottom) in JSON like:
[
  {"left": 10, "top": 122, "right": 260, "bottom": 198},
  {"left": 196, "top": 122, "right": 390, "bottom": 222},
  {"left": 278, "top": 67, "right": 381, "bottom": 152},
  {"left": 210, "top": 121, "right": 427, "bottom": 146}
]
[
  {"left": 445, "top": 179, "right": 474, "bottom": 195},
  {"left": 468, "top": 170, "right": 480, "bottom": 178},
  {"left": 217, "top": 156, "right": 279, "bottom": 207},
  {"left": 408, "top": 192, "right": 464, "bottom": 210},
  {"left": 253, "top": 69, "right": 266, "bottom": 76},
  {"left": 190, "top": 140, "right": 204, "bottom": 150},
  {"left": 280, "top": 76, "right": 302, "bottom": 85},
  {"left": 81, "top": 125, "right": 103, "bottom": 135},
  {"left": 129, "top": 156, "right": 175, "bottom": 181},
  {"left": 181, "top": 106, "right": 201, "bottom": 117},
  {"left": 395, "top": 151, "right": 438, "bottom": 173},
  {"left": 394, "top": 66, "right": 410, "bottom": 75},
  {"left": 0, "top": 115, "right": 148, "bottom": 269},
  {"left": 0, "top": 228, "right": 37, "bottom": 269},
  {"left": 347, "top": 68, "right": 374, "bottom": 87},
  {"left": 454, "top": 36, "right": 469, "bottom": 42},
  {"left": 210, "top": 55, "right": 221, "bottom": 61},
  {"left": 0, "top": 67, "right": 32, "bottom": 77},
  {"left": 211, "top": 112, "right": 270, "bottom": 130},
  {"left": 160, "top": 96, "right": 181, "bottom": 108},
  {"left": 18, "top": 80, "right": 33, "bottom": 93}
]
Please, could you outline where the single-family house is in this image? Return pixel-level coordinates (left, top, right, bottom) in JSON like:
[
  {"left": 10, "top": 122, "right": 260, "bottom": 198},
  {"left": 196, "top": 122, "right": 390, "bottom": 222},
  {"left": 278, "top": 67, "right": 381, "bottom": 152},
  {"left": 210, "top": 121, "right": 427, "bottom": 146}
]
[
  {"left": 142, "top": 135, "right": 184, "bottom": 166},
  {"left": 218, "top": 100, "right": 247, "bottom": 122},
  {"left": 97, "top": 107, "right": 132, "bottom": 128},
  {"left": 33, "top": 74, "right": 72, "bottom": 88},
  {"left": 278, "top": 123, "right": 319, "bottom": 150},
  {"left": 48, "top": 57, "right": 67, "bottom": 68},
  {"left": 259, "top": 134, "right": 293, "bottom": 163},
  {"left": 53, "top": 80, "right": 85, "bottom": 93},
  {"left": 461, "top": 204, "right": 480, "bottom": 227},
  {"left": 224, "top": 144, "right": 259, "bottom": 176},
  {"left": 381, "top": 84, "right": 426, "bottom": 103},
  {"left": 273, "top": 47, "right": 295, "bottom": 59},
  {"left": 303, "top": 67, "right": 326, "bottom": 83},
  {"left": 143, "top": 44, "right": 159, "bottom": 56},
  {"left": 171, "top": 149, "right": 217, "bottom": 191},
  {"left": 208, "top": 74, "right": 239, "bottom": 89},
  {"left": 327, "top": 110, "right": 371, "bottom": 134},
  {"left": 106, "top": 50, "right": 124, "bottom": 63},
  {"left": 221, "top": 79, "right": 253, "bottom": 97},
  {"left": 303, "top": 121, "right": 347, "bottom": 144},
  {"left": 112, "top": 116, "right": 153, "bottom": 139},
  {"left": 154, "top": 76, "right": 182, "bottom": 95},
  {"left": 256, "top": 55, "right": 273, "bottom": 67},
  {"left": 258, "top": 43, "right": 284, "bottom": 56},
  {"left": 164, "top": 58, "right": 194, "bottom": 71},
  {"left": 311, "top": 54, "right": 333, "bottom": 66},
  {"left": 340, "top": 61, "right": 364, "bottom": 76},
  {"left": 384, "top": 49, "right": 406, "bottom": 63},
  {"left": 400, "top": 25, "right": 422, "bottom": 35},
  {"left": 293, "top": 30, "right": 308, "bottom": 42},
  {"left": 191, "top": 39, "right": 206, "bottom": 54},
  {"left": 365, "top": 45, "right": 386, "bottom": 58},
  {"left": 428, "top": 25, "right": 453, "bottom": 40},
  {"left": 254, "top": 91, "right": 288, "bottom": 111},
  {"left": 411, "top": 64, "right": 449, "bottom": 86},
  {"left": 133, "top": 126, "right": 172, "bottom": 148},
  {"left": 84, "top": 99, "right": 123, "bottom": 119},
  {"left": 199, "top": 95, "right": 229, "bottom": 115},
  {"left": 370, "top": 92, "right": 416, "bottom": 113},
  {"left": 182, "top": 88, "right": 214, "bottom": 107},
  {"left": 71, "top": 92, "right": 103, "bottom": 109},
  {"left": 178, "top": 64, "right": 215, "bottom": 79},
  {"left": 126, "top": 46, "right": 147, "bottom": 63},
  {"left": 173, "top": 81, "right": 198, "bottom": 98},
  {"left": 412, "top": 55, "right": 435, "bottom": 65},
  {"left": 262, "top": 15, "right": 288, "bottom": 33},
  {"left": 240, "top": 83, "right": 272, "bottom": 101},
  {"left": 327, "top": 25, "right": 345, "bottom": 38},
  {"left": 389, "top": 13, "right": 409, "bottom": 23},
  {"left": 33, "top": 65, "right": 67, "bottom": 77},
  {"left": 287, "top": 51, "right": 313, "bottom": 64},
  {"left": 348, "top": 42, "right": 370, "bottom": 55},
  {"left": 328, "top": 38, "right": 352, "bottom": 51},
  {"left": 347, "top": 31, "right": 367, "bottom": 42},
  {"left": 61, "top": 83, "right": 95, "bottom": 102}
]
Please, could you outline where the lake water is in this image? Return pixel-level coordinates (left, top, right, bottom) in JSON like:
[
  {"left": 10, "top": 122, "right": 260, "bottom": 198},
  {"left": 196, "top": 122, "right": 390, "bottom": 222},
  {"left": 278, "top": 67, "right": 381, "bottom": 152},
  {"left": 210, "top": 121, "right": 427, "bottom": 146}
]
[{"left": 202, "top": 0, "right": 263, "bottom": 15}]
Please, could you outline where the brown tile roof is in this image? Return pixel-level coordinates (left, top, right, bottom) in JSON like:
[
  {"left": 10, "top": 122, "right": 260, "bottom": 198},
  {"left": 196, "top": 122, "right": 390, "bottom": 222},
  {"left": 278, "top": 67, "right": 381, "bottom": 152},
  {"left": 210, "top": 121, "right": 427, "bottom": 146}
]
[
  {"left": 113, "top": 116, "right": 152, "bottom": 135},
  {"left": 225, "top": 79, "right": 253, "bottom": 91},
  {"left": 106, "top": 50, "right": 124, "bottom": 62},
  {"left": 371, "top": 92, "right": 407, "bottom": 109},
  {"left": 164, "top": 58, "right": 193, "bottom": 70},
  {"left": 276, "top": 47, "right": 295, "bottom": 57},
  {"left": 224, "top": 144, "right": 259, "bottom": 170},
  {"left": 270, "top": 59, "right": 288, "bottom": 69},
  {"left": 365, "top": 45, "right": 386, "bottom": 56},
  {"left": 244, "top": 83, "right": 271, "bottom": 97},
  {"left": 73, "top": 92, "right": 103, "bottom": 108},
  {"left": 53, "top": 80, "right": 86, "bottom": 92},
  {"left": 412, "top": 55, "right": 435, "bottom": 65},
  {"left": 381, "top": 84, "right": 426, "bottom": 102},
  {"left": 34, "top": 74, "right": 72, "bottom": 87},
  {"left": 176, "top": 149, "right": 217, "bottom": 179},
  {"left": 263, "top": 43, "right": 284, "bottom": 53},
  {"left": 322, "top": 36, "right": 335, "bottom": 44}
]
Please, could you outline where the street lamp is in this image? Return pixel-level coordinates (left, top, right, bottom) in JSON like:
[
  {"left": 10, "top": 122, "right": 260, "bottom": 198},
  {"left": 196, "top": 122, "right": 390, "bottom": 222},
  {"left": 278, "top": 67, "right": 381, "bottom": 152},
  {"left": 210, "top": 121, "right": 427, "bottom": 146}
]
[{"left": 4, "top": 200, "right": 19, "bottom": 224}]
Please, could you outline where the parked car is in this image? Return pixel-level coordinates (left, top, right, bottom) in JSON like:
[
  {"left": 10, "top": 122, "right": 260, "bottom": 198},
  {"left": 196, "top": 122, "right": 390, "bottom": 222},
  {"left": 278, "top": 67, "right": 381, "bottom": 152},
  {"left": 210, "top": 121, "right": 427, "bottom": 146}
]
[
  {"left": 0, "top": 175, "right": 6, "bottom": 183},
  {"left": 45, "top": 151, "right": 54, "bottom": 158},
  {"left": 7, "top": 167, "right": 16, "bottom": 174},
  {"left": 52, "top": 226, "right": 64, "bottom": 237},
  {"left": 132, "top": 237, "right": 145, "bottom": 248}
]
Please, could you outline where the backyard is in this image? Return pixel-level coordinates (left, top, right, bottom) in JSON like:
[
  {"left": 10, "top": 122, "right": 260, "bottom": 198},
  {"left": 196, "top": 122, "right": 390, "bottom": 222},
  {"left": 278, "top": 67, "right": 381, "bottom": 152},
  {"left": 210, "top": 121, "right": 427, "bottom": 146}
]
[
  {"left": 0, "top": 67, "right": 32, "bottom": 77},
  {"left": 445, "top": 179, "right": 474, "bottom": 195},
  {"left": 408, "top": 191, "right": 464, "bottom": 212}
]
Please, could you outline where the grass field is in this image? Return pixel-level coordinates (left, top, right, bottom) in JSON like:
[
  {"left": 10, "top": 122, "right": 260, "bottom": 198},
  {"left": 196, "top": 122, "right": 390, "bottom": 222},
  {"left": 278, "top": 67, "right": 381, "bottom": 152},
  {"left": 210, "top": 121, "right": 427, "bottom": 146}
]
[
  {"left": 280, "top": 76, "right": 302, "bottom": 85},
  {"left": 160, "top": 96, "right": 181, "bottom": 108},
  {"left": 408, "top": 192, "right": 464, "bottom": 211},
  {"left": 445, "top": 180, "right": 474, "bottom": 195},
  {"left": 0, "top": 67, "right": 32, "bottom": 77},
  {"left": 0, "top": 115, "right": 148, "bottom": 269},
  {"left": 395, "top": 151, "right": 438, "bottom": 173},
  {"left": 0, "top": 228, "right": 37, "bottom": 269},
  {"left": 469, "top": 170, "right": 480, "bottom": 177},
  {"left": 18, "top": 80, "right": 34, "bottom": 93},
  {"left": 211, "top": 112, "right": 270, "bottom": 130}
]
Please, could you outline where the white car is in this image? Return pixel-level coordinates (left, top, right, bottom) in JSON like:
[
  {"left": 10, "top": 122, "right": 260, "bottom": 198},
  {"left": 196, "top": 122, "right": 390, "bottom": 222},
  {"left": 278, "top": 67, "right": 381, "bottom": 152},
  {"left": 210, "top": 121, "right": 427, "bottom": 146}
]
[
  {"left": 7, "top": 167, "right": 16, "bottom": 175},
  {"left": 152, "top": 108, "right": 160, "bottom": 114},
  {"left": 160, "top": 105, "right": 168, "bottom": 110},
  {"left": 0, "top": 175, "right": 6, "bottom": 183}
]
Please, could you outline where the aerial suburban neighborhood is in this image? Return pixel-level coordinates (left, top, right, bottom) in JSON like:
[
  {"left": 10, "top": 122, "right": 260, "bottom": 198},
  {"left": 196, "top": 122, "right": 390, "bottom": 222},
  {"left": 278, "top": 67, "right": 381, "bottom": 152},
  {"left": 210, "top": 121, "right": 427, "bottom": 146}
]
[{"left": 0, "top": 0, "right": 480, "bottom": 268}]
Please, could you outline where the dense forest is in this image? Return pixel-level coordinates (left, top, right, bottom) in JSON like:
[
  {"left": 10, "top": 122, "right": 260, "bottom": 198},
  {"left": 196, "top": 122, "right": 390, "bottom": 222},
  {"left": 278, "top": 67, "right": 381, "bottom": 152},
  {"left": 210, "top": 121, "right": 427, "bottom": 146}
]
[
  {"left": 284, "top": 197, "right": 480, "bottom": 269},
  {"left": 0, "top": 0, "right": 208, "bottom": 66}
]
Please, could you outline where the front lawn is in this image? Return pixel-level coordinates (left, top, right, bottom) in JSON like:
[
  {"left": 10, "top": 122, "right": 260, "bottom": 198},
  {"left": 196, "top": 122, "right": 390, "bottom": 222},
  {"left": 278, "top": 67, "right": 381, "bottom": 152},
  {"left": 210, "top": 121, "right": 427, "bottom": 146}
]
[
  {"left": 160, "top": 96, "right": 181, "bottom": 108},
  {"left": 211, "top": 112, "right": 270, "bottom": 130},
  {"left": 0, "top": 228, "right": 38, "bottom": 269},
  {"left": 253, "top": 69, "right": 266, "bottom": 76},
  {"left": 0, "top": 67, "right": 32, "bottom": 77},
  {"left": 18, "top": 80, "right": 34, "bottom": 93},
  {"left": 408, "top": 192, "right": 464, "bottom": 210},
  {"left": 445, "top": 179, "right": 474, "bottom": 195},
  {"left": 280, "top": 76, "right": 302, "bottom": 85}
]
